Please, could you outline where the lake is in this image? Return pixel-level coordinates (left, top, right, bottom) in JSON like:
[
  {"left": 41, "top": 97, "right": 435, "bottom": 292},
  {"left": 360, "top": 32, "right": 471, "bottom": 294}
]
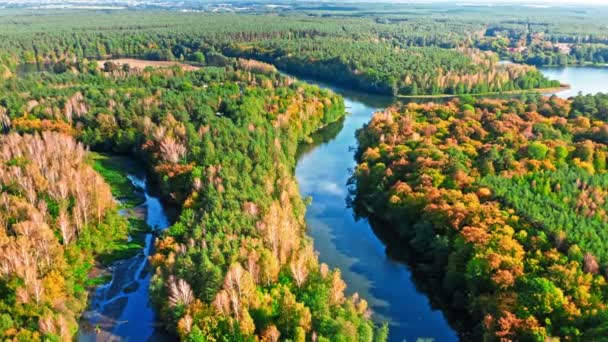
[{"left": 539, "top": 66, "right": 608, "bottom": 98}]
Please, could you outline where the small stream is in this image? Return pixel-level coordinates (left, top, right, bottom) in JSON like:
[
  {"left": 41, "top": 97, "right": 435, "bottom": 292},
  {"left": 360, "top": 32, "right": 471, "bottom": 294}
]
[{"left": 78, "top": 173, "right": 172, "bottom": 342}]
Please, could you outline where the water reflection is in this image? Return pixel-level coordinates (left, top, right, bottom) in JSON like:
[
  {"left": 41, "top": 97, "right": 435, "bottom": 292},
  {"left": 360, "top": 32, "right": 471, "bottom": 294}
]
[
  {"left": 295, "top": 80, "right": 459, "bottom": 341},
  {"left": 295, "top": 65, "right": 601, "bottom": 341}
]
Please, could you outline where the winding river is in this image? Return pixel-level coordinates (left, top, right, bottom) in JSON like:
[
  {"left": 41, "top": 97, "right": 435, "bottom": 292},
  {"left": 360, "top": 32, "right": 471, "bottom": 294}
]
[
  {"left": 45, "top": 63, "right": 606, "bottom": 341},
  {"left": 294, "top": 66, "right": 608, "bottom": 341}
]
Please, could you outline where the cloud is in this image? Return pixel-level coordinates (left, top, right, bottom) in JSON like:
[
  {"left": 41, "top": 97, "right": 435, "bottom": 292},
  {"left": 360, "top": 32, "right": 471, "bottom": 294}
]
[{"left": 318, "top": 181, "right": 344, "bottom": 197}]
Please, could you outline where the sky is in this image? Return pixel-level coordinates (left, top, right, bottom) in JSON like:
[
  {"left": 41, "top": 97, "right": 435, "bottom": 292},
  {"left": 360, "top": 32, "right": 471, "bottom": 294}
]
[
  {"left": 380, "top": 0, "right": 608, "bottom": 3},
  {"left": 462, "top": 0, "right": 607, "bottom": 3},
  {"left": 2, "top": 0, "right": 607, "bottom": 6},
  {"left": 331, "top": 0, "right": 608, "bottom": 5}
]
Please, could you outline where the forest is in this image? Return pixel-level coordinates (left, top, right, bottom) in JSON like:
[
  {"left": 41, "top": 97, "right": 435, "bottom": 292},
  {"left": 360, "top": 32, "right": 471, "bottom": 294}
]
[
  {"left": 225, "top": 42, "right": 559, "bottom": 96},
  {"left": 0, "top": 3, "right": 608, "bottom": 341},
  {"left": 0, "top": 132, "right": 130, "bottom": 340},
  {"left": 0, "top": 10, "right": 560, "bottom": 97},
  {"left": 0, "top": 58, "right": 386, "bottom": 340},
  {"left": 354, "top": 94, "right": 608, "bottom": 340},
  {"left": 0, "top": 3, "right": 607, "bottom": 73},
  {"left": 291, "top": 2, "right": 608, "bottom": 68}
]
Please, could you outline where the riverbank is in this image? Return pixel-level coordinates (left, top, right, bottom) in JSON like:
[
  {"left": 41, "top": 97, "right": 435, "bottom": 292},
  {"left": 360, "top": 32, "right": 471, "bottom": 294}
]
[
  {"left": 349, "top": 91, "right": 608, "bottom": 340},
  {"left": 15, "top": 58, "right": 569, "bottom": 101},
  {"left": 294, "top": 79, "right": 459, "bottom": 341},
  {"left": 537, "top": 62, "right": 608, "bottom": 68}
]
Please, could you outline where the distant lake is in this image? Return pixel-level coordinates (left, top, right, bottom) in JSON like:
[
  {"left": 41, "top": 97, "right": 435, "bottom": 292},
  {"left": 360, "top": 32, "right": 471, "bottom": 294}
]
[{"left": 539, "top": 66, "right": 608, "bottom": 98}]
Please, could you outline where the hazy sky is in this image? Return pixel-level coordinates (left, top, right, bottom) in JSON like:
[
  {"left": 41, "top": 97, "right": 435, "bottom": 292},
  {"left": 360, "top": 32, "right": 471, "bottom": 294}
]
[
  {"left": 465, "top": 0, "right": 606, "bottom": 3},
  {"left": 3, "top": 0, "right": 607, "bottom": 5},
  {"left": 378, "top": 0, "right": 608, "bottom": 4}
]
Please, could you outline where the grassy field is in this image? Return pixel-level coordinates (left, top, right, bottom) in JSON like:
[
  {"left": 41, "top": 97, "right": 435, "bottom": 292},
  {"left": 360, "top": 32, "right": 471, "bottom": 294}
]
[
  {"left": 88, "top": 152, "right": 151, "bottom": 264},
  {"left": 89, "top": 152, "right": 145, "bottom": 208}
]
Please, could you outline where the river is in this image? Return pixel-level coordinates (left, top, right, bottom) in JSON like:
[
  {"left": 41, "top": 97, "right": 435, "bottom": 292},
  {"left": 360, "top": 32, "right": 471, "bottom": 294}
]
[
  {"left": 17, "top": 62, "right": 602, "bottom": 340},
  {"left": 79, "top": 170, "right": 172, "bottom": 342},
  {"left": 295, "top": 82, "right": 460, "bottom": 341},
  {"left": 294, "top": 65, "right": 608, "bottom": 341}
]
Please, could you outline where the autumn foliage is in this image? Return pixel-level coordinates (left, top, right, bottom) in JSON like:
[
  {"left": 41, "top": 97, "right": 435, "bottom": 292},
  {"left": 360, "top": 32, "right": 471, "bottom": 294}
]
[
  {"left": 355, "top": 94, "right": 608, "bottom": 340},
  {"left": 0, "top": 132, "right": 126, "bottom": 341},
  {"left": 0, "top": 65, "right": 384, "bottom": 340}
]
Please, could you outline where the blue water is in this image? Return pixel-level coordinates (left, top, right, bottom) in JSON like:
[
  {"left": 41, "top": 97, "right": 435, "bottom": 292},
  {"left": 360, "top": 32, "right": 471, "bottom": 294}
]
[
  {"left": 539, "top": 66, "right": 608, "bottom": 98},
  {"left": 70, "top": 65, "right": 599, "bottom": 342},
  {"left": 293, "top": 65, "right": 603, "bottom": 341},
  {"left": 79, "top": 174, "right": 171, "bottom": 341},
  {"left": 295, "top": 83, "right": 459, "bottom": 342}
]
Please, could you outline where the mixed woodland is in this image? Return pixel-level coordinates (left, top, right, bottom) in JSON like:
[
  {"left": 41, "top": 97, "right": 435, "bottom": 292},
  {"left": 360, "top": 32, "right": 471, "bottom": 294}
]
[
  {"left": 354, "top": 93, "right": 608, "bottom": 340},
  {"left": 0, "top": 132, "right": 129, "bottom": 340},
  {"left": 0, "top": 11, "right": 559, "bottom": 97},
  {"left": 0, "top": 59, "right": 385, "bottom": 341},
  {"left": 1, "top": 3, "right": 608, "bottom": 341}
]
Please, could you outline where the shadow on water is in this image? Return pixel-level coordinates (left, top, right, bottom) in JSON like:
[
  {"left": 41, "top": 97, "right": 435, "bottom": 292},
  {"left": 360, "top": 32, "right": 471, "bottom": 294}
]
[
  {"left": 297, "top": 116, "right": 346, "bottom": 160},
  {"left": 294, "top": 69, "right": 579, "bottom": 341},
  {"left": 363, "top": 213, "right": 476, "bottom": 341}
]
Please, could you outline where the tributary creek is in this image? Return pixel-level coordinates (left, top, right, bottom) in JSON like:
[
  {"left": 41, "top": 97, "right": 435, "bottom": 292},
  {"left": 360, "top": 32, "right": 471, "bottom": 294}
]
[{"left": 78, "top": 172, "right": 172, "bottom": 342}]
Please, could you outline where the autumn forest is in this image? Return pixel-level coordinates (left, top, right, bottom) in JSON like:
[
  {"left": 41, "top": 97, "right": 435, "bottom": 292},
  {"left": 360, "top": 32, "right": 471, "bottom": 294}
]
[{"left": 1, "top": 1, "right": 608, "bottom": 342}]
